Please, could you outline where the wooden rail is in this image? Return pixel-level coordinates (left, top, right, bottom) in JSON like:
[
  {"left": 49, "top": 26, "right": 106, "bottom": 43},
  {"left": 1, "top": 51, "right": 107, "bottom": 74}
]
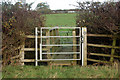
[
  {"left": 22, "top": 48, "right": 48, "bottom": 51},
  {"left": 87, "top": 33, "right": 120, "bottom": 64},
  {"left": 22, "top": 59, "right": 50, "bottom": 62},
  {"left": 19, "top": 31, "right": 120, "bottom": 65},
  {"left": 89, "top": 53, "right": 120, "bottom": 58},
  {"left": 87, "top": 58, "right": 110, "bottom": 63},
  {"left": 87, "top": 43, "right": 120, "bottom": 49},
  {"left": 87, "top": 34, "right": 119, "bottom": 38},
  {"left": 25, "top": 35, "right": 41, "bottom": 38}
]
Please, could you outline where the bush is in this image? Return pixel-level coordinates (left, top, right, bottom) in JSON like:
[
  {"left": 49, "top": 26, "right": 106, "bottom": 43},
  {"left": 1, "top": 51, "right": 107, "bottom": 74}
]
[
  {"left": 2, "top": 2, "right": 45, "bottom": 65},
  {"left": 76, "top": 1, "right": 120, "bottom": 35},
  {"left": 76, "top": 1, "right": 120, "bottom": 64}
]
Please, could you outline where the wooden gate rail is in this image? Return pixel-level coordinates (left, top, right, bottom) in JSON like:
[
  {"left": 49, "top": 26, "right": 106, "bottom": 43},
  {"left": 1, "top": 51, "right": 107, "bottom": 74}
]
[{"left": 87, "top": 33, "right": 120, "bottom": 64}]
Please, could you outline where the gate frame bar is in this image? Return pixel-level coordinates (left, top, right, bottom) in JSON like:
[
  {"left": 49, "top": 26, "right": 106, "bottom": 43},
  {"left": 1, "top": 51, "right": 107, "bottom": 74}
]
[
  {"left": 35, "top": 27, "right": 87, "bottom": 66},
  {"left": 35, "top": 27, "right": 38, "bottom": 66}
]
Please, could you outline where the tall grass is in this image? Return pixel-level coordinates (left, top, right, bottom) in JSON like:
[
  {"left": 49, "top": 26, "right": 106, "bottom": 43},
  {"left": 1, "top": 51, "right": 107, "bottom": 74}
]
[{"left": 2, "top": 65, "right": 118, "bottom": 78}]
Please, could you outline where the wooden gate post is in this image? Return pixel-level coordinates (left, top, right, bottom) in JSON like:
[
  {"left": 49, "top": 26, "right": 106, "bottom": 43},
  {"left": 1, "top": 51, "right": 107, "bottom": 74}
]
[
  {"left": 20, "top": 43, "right": 25, "bottom": 65},
  {"left": 19, "top": 32, "right": 25, "bottom": 65},
  {"left": 46, "top": 30, "right": 51, "bottom": 65},
  {"left": 56, "top": 28, "right": 60, "bottom": 44},
  {"left": 72, "top": 30, "right": 77, "bottom": 65},
  {"left": 82, "top": 27, "right": 87, "bottom": 66},
  {"left": 51, "top": 30, "right": 55, "bottom": 58}
]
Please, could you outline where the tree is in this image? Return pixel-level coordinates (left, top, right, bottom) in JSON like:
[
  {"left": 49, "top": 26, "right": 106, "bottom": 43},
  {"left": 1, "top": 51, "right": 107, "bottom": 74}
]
[
  {"left": 36, "top": 2, "right": 51, "bottom": 14},
  {"left": 36, "top": 2, "right": 49, "bottom": 9}
]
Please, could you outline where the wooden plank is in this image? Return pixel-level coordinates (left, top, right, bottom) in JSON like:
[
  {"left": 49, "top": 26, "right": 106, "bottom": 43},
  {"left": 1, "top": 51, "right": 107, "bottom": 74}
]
[
  {"left": 87, "top": 58, "right": 110, "bottom": 63},
  {"left": 87, "top": 34, "right": 120, "bottom": 38},
  {"left": 110, "top": 38, "right": 116, "bottom": 62},
  {"left": 46, "top": 30, "right": 51, "bottom": 65},
  {"left": 89, "top": 53, "right": 120, "bottom": 58},
  {"left": 87, "top": 34, "right": 113, "bottom": 37},
  {"left": 87, "top": 43, "right": 120, "bottom": 49},
  {"left": 72, "top": 30, "right": 77, "bottom": 65},
  {"left": 11, "top": 55, "right": 20, "bottom": 59},
  {"left": 22, "top": 59, "right": 50, "bottom": 62},
  {"left": 51, "top": 63, "right": 71, "bottom": 66},
  {"left": 25, "top": 35, "right": 41, "bottom": 38},
  {"left": 22, "top": 48, "right": 48, "bottom": 51},
  {"left": 89, "top": 53, "right": 111, "bottom": 57},
  {"left": 51, "top": 30, "right": 55, "bottom": 58}
]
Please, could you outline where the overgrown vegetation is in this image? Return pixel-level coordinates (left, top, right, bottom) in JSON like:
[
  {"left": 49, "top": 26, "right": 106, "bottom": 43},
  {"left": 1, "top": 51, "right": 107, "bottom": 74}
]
[
  {"left": 76, "top": 1, "right": 120, "bottom": 64},
  {"left": 77, "top": 1, "right": 120, "bottom": 34},
  {"left": 2, "top": 1, "right": 45, "bottom": 66},
  {"left": 2, "top": 65, "right": 118, "bottom": 78}
]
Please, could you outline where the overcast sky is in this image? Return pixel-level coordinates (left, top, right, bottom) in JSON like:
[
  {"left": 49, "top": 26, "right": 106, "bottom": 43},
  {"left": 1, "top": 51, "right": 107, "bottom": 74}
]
[
  {"left": 4, "top": 0, "right": 119, "bottom": 10},
  {"left": 27, "top": 0, "right": 107, "bottom": 10}
]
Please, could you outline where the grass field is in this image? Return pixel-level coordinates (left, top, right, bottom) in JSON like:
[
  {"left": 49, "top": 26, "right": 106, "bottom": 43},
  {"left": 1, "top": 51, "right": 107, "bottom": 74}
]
[
  {"left": 45, "top": 13, "right": 76, "bottom": 43},
  {"left": 2, "top": 13, "right": 119, "bottom": 78},
  {"left": 45, "top": 13, "right": 76, "bottom": 27},
  {"left": 2, "top": 65, "right": 118, "bottom": 78}
]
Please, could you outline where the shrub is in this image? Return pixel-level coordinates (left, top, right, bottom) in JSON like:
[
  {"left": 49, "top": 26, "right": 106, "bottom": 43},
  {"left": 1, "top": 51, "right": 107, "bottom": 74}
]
[
  {"left": 76, "top": 1, "right": 120, "bottom": 35},
  {"left": 2, "top": 2, "right": 45, "bottom": 65}
]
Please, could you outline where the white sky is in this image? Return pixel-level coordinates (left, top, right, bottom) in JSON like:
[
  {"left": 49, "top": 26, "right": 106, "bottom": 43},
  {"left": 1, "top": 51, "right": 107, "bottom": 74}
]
[
  {"left": 27, "top": 0, "right": 106, "bottom": 10},
  {"left": 4, "top": 0, "right": 119, "bottom": 10}
]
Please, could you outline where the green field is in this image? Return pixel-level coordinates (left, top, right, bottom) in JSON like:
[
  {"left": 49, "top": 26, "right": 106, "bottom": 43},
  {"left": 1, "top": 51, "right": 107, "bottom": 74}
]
[
  {"left": 45, "top": 13, "right": 76, "bottom": 27},
  {"left": 2, "top": 13, "right": 119, "bottom": 78},
  {"left": 44, "top": 13, "right": 76, "bottom": 45},
  {"left": 2, "top": 65, "right": 118, "bottom": 78}
]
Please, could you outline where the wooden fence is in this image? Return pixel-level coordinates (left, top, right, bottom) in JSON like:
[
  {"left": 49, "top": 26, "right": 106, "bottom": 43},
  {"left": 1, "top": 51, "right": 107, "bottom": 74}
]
[
  {"left": 87, "top": 34, "right": 120, "bottom": 64},
  {"left": 18, "top": 30, "right": 120, "bottom": 66}
]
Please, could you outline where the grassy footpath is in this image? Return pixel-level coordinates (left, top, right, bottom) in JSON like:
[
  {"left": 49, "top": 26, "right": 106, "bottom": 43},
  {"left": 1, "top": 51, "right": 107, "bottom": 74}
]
[
  {"left": 2, "top": 65, "right": 118, "bottom": 78},
  {"left": 45, "top": 13, "right": 76, "bottom": 27}
]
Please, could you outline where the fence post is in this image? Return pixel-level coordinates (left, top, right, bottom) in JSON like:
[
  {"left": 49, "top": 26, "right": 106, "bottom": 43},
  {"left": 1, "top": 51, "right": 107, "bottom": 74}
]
[
  {"left": 46, "top": 30, "right": 51, "bottom": 65},
  {"left": 51, "top": 30, "right": 55, "bottom": 58},
  {"left": 56, "top": 28, "right": 60, "bottom": 44},
  {"left": 20, "top": 41, "right": 25, "bottom": 65},
  {"left": 82, "top": 27, "right": 87, "bottom": 66},
  {"left": 110, "top": 37, "right": 116, "bottom": 63},
  {"left": 72, "top": 30, "right": 77, "bottom": 65},
  {"left": 19, "top": 32, "right": 25, "bottom": 65}
]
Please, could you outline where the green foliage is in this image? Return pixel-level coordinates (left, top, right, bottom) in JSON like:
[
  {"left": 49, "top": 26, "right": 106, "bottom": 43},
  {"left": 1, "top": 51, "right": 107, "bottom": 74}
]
[
  {"left": 2, "top": 65, "right": 118, "bottom": 78},
  {"left": 36, "top": 2, "right": 49, "bottom": 9},
  {"left": 36, "top": 2, "right": 51, "bottom": 14}
]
